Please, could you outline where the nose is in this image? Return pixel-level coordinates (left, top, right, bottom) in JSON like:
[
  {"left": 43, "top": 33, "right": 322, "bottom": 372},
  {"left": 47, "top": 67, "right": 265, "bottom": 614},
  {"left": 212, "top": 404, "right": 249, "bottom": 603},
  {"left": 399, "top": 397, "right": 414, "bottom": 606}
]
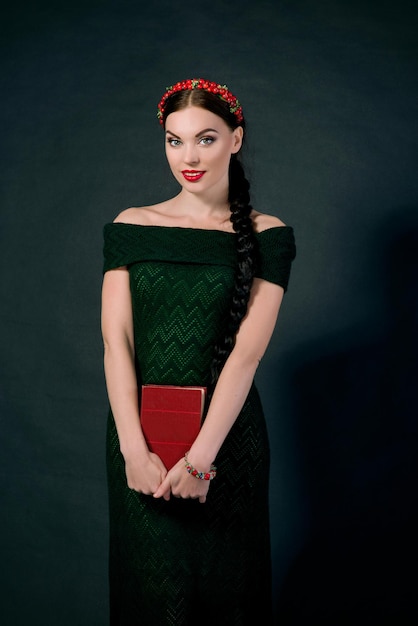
[{"left": 184, "top": 142, "right": 200, "bottom": 165}]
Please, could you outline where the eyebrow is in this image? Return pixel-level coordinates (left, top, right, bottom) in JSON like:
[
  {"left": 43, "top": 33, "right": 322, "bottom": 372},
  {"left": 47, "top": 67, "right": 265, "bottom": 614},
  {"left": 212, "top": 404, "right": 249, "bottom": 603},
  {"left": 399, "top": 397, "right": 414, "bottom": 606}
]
[{"left": 165, "top": 128, "right": 220, "bottom": 139}]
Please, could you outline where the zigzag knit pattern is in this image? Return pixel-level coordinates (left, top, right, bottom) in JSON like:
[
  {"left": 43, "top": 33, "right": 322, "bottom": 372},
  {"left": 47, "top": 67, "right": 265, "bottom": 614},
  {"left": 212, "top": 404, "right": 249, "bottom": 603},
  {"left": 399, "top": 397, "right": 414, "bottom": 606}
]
[{"left": 103, "top": 223, "right": 296, "bottom": 625}]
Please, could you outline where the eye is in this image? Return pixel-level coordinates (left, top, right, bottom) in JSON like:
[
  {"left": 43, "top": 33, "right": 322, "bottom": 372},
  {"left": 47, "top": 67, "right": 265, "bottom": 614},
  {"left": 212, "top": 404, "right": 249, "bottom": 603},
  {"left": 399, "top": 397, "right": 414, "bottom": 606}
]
[
  {"left": 199, "top": 136, "right": 215, "bottom": 145},
  {"left": 167, "top": 137, "right": 182, "bottom": 147}
]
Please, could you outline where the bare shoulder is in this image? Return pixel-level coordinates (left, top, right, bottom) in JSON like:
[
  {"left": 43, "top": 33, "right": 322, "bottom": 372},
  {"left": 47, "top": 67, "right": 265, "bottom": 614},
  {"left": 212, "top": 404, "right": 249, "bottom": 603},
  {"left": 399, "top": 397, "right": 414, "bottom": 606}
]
[
  {"left": 251, "top": 211, "right": 286, "bottom": 233},
  {"left": 113, "top": 203, "right": 171, "bottom": 225},
  {"left": 113, "top": 207, "right": 141, "bottom": 224}
]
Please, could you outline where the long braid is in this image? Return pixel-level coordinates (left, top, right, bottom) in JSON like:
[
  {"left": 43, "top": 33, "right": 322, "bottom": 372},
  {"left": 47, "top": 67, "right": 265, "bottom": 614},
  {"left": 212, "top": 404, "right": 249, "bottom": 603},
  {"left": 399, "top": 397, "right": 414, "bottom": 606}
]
[{"left": 210, "top": 155, "right": 258, "bottom": 384}]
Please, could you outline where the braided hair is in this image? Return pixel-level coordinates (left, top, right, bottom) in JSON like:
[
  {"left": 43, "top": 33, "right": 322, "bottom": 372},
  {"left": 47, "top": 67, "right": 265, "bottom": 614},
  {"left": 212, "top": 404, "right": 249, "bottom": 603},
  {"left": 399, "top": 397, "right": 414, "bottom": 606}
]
[{"left": 161, "top": 87, "right": 258, "bottom": 385}]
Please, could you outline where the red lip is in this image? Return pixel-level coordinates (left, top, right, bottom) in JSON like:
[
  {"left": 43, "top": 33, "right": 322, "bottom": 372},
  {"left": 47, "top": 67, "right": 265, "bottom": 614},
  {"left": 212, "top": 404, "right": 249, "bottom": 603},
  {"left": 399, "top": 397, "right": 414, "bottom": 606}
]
[{"left": 181, "top": 170, "right": 205, "bottom": 182}]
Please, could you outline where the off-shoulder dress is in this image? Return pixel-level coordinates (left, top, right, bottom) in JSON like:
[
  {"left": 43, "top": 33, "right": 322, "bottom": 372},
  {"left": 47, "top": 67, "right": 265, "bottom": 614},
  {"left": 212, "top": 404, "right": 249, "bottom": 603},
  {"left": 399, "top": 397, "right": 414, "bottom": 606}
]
[{"left": 103, "top": 223, "right": 296, "bottom": 625}]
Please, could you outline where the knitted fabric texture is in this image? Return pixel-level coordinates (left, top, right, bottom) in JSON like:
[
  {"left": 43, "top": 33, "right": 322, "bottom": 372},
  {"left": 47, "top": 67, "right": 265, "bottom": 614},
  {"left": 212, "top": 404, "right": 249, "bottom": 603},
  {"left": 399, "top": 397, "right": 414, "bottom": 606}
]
[{"left": 103, "top": 224, "right": 296, "bottom": 625}]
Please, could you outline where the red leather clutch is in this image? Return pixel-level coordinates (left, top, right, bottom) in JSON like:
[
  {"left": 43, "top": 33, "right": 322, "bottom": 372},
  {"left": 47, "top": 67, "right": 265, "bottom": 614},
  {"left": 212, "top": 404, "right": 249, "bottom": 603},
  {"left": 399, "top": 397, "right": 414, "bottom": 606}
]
[{"left": 140, "top": 384, "right": 207, "bottom": 470}]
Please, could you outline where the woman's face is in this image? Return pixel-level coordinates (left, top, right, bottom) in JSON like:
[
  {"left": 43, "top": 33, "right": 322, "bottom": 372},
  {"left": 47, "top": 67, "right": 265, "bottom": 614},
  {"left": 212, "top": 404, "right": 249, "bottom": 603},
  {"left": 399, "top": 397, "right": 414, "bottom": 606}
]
[{"left": 164, "top": 105, "right": 243, "bottom": 197}]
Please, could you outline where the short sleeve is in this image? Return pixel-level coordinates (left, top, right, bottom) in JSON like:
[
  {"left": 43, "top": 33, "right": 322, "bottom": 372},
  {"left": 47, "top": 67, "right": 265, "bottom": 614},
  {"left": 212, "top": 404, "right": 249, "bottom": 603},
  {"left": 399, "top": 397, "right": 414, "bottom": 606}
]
[
  {"left": 255, "top": 227, "right": 296, "bottom": 291},
  {"left": 103, "top": 223, "right": 141, "bottom": 272}
]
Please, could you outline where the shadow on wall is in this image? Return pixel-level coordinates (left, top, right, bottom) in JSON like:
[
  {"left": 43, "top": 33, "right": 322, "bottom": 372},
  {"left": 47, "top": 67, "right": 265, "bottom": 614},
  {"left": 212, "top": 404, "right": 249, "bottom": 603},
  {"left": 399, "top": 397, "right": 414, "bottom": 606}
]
[{"left": 276, "top": 207, "right": 418, "bottom": 625}]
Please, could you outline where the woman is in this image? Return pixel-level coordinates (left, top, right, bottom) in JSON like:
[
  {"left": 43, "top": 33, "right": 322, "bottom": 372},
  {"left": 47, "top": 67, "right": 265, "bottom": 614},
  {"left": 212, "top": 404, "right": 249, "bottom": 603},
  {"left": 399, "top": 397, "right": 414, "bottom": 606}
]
[{"left": 101, "top": 78, "right": 296, "bottom": 625}]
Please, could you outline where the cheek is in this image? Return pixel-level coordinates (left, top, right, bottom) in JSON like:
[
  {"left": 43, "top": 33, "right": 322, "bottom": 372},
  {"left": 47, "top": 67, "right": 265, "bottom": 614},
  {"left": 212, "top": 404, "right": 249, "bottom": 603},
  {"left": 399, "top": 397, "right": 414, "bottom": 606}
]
[
  {"left": 209, "top": 144, "right": 233, "bottom": 167},
  {"left": 165, "top": 148, "right": 178, "bottom": 169}
]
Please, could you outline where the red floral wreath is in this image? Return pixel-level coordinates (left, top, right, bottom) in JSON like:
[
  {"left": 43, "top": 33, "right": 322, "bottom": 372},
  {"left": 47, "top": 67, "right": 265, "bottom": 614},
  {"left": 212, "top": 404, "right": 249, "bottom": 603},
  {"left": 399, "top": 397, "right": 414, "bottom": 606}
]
[{"left": 157, "top": 78, "right": 244, "bottom": 126}]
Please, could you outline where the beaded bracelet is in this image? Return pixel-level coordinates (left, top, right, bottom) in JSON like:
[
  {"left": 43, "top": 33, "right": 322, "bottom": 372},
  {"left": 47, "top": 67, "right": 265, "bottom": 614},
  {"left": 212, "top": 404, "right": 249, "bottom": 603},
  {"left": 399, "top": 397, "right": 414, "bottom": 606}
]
[{"left": 184, "top": 452, "right": 217, "bottom": 481}]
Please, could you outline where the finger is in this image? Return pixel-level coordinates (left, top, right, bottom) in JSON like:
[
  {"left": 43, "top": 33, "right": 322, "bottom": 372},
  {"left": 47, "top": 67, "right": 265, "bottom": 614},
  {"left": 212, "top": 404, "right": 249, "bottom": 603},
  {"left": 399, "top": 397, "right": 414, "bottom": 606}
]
[
  {"left": 198, "top": 495, "right": 206, "bottom": 504},
  {"left": 153, "top": 479, "right": 168, "bottom": 499},
  {"left": 154, "top": 477, "right": 172, "bottom": 500},
  {"left": 153, "top": 489, "right": 170, "bottom": 500}
]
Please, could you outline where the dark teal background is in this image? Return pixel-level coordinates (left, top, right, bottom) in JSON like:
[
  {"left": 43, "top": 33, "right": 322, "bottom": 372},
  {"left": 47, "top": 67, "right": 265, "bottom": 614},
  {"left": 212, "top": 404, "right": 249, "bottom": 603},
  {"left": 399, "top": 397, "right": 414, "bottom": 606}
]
[{"left": 1, "top": 1, "right": 417, "bottom": 624}]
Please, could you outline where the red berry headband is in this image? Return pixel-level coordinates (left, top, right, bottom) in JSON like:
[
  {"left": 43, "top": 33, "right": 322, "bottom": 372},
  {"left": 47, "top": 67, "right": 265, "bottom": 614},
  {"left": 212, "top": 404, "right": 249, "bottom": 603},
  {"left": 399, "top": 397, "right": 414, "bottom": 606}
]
[{"left": 157, "top": 78, "right": 244, "bottom": 126}]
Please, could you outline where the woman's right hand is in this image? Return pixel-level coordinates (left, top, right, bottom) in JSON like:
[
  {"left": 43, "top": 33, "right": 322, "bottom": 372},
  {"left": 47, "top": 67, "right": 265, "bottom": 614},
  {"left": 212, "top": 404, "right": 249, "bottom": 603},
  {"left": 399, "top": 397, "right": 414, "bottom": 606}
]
[{"left": 124, "top": 451, "right": 167, "bottom": 495}]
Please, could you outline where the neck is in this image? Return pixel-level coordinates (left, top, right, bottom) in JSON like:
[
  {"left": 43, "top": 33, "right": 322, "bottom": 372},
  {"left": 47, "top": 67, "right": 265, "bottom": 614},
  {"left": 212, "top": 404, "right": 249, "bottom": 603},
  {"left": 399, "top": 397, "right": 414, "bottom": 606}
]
[{"left": 174, "top": 188, "right": 230, "bottom": 218}]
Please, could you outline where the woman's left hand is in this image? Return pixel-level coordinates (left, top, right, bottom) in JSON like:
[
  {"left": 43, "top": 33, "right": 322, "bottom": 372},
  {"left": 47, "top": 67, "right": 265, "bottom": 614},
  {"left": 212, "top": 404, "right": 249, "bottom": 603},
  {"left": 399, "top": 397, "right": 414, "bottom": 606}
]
[{"left": 153, "top": 457, "right": 210, "bottom": 504}]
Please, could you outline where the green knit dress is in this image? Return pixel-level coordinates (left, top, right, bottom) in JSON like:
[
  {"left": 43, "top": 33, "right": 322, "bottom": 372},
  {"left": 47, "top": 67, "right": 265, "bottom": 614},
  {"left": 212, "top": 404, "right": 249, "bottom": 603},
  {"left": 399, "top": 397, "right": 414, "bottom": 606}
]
[{"left": 103, "top": 223, "right": 296, "bottom": 626}]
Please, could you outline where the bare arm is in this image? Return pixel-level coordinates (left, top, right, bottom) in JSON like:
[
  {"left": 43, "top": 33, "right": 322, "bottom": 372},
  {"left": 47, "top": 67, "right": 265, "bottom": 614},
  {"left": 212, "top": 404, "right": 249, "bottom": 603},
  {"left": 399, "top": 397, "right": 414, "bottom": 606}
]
[
  {"left": 101, "top": 267, "right": 167, "bottom": 493},
  {"left": 153, "top": 276, "right": 284, "bottom": 502}
]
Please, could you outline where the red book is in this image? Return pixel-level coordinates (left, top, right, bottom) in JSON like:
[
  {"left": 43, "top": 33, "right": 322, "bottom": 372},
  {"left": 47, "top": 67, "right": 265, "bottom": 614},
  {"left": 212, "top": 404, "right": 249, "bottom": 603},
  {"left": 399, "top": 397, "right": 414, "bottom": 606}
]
[{"left": 140, "top": 384, "right": 207, "bottom": 470}]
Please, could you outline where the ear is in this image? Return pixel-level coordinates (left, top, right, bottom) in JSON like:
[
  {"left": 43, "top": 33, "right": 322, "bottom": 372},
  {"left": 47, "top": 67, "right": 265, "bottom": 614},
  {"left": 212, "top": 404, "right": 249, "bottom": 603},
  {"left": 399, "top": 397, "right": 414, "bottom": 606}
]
[{"left": 231, "top": 126, "right": 244, "bottom": 154}]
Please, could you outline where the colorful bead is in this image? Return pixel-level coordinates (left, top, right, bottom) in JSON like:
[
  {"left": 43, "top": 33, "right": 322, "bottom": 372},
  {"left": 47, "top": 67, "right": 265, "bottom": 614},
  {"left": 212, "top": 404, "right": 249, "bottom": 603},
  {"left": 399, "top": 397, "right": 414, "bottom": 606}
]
[
  {"left": 184, "top": 452, "right": 217, "bottom": 481},
  {"left": 157, "top": 78, "right": 244, "bottom": 126}
]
